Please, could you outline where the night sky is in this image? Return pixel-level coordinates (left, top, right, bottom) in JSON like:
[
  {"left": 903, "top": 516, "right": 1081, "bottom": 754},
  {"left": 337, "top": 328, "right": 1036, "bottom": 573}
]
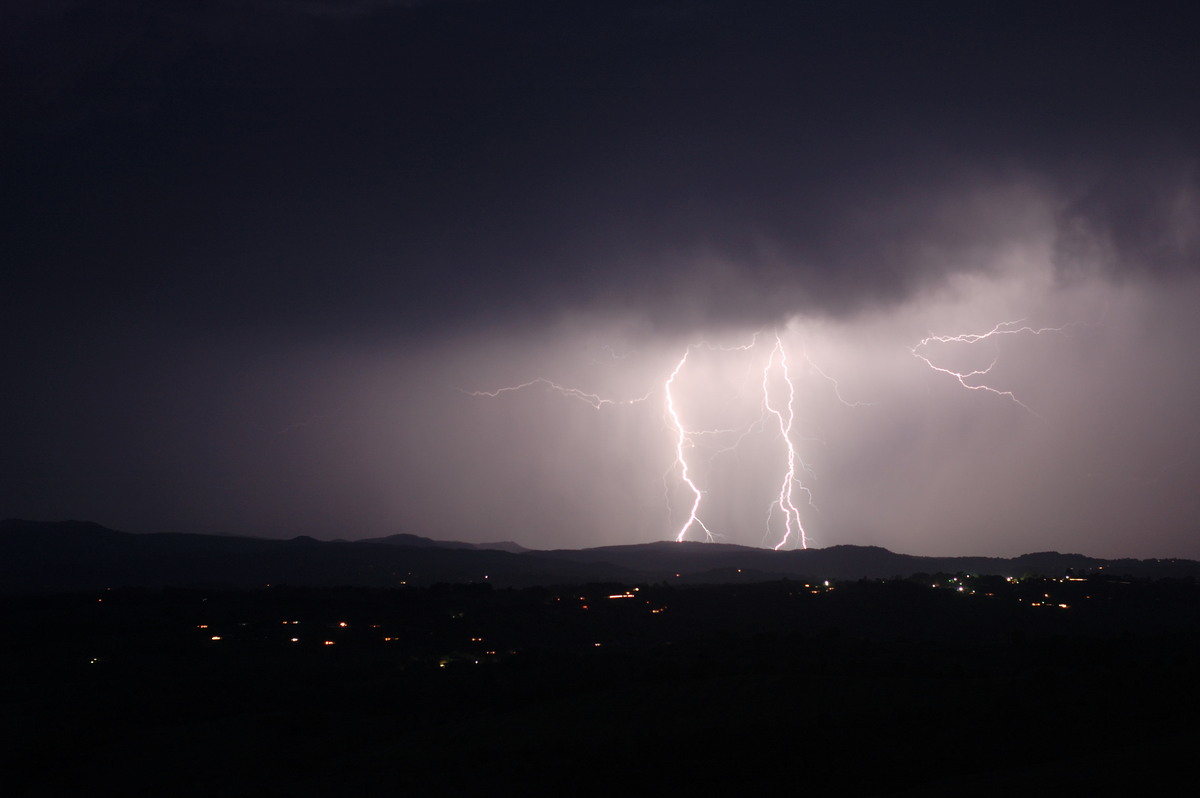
[{"left": 5, "top": 1, "right": 1199, "bottom": 557}]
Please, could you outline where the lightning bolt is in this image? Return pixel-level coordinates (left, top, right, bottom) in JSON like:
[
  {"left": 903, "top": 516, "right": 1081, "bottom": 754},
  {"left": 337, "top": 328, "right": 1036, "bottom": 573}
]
[
  {"left": 465, "top": 352, "right": 726, "bottom": 544},
  {"left": 911, "top": 319, "right": 1066, "bottom": 417},
  {"left": 803, "top": 351, "right": 875, "bottom": 408},
  {"left": 762, "top": 335, "right": 809, "bottom": 550},
  {"left": 663, "top": 335, "right": 767, "bottom": 543},
  {"left": 463, "top": 378, "right": 650, "bottom": 409},
  {"left": 666, "top": 347, "right": 715, "bottom": 542},
  {"left": 467, "top": 331, "right": 863, "bottom": 549}
]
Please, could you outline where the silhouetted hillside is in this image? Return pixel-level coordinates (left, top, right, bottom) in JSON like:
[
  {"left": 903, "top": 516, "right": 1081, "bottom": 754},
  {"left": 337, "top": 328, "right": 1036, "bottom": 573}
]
[
  {"left": 360, "top": 532, "right": 528, "bottom": 553},
  {"left": 0, "top": 520, "right": 629, "bottom": 593},
  {"left": 534, "top": 539, "right": 1200, "bottom": 582},
  {"left": 3, "top": 519, "right": 1198, "bottom": 594}
]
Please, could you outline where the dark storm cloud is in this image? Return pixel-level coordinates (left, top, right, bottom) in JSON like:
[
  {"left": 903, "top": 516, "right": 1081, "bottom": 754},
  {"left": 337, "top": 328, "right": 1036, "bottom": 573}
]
[
  {"left": 1055, "top": 156, "right": 1200, "bottom": 282},
  {"left": 7, "top": 1, "right": 1199, "bottom": 344}
]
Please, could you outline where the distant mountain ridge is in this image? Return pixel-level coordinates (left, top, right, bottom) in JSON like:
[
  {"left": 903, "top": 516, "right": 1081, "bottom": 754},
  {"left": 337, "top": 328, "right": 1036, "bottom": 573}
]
[
  {"left": 359, "top": 532, "right": 529, "bottom": 554},
  {"left": 3, "top": 519, "right": 1197, "bottom": 594}
]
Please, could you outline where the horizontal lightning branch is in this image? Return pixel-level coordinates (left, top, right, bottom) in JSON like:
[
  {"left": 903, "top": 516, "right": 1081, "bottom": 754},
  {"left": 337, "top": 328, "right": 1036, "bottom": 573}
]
[
  {"left": 911, "top": 319, "right": 1068, "bottom": 418},
  {"left": 462, "top": 379, "right": 650, "bottom": 409}
]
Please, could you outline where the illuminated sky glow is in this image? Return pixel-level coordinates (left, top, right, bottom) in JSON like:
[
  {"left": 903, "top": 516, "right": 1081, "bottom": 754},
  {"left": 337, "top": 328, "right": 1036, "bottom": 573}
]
[
  {"left": 4, "top": 1, "right": 1199, "bottom": 558},
  {"left": 474, "top": 332, "right": 826, "bottom": 549}
]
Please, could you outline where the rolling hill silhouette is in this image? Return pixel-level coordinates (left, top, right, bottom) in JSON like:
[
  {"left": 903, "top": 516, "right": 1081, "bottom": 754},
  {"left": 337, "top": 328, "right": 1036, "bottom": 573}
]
[{"left": 4, "top": 519, "right": 1197, "bottom": 592}]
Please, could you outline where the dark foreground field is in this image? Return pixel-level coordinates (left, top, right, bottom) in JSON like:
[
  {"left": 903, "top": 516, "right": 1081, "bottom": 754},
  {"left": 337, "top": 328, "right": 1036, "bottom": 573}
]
[{"left": 5, "top": 575, "right": 1199, "bottom": 796}]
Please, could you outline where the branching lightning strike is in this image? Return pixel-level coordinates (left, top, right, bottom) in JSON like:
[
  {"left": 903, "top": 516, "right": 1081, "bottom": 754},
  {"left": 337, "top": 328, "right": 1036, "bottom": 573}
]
[
  {"left": 464, "top": 378, "right": 650, "bottom": 409},
  {"left": 468, "top": 318, "right": 1066, "bottom": 549},
  {"left": 762, "top": 335, "right": 810, "bottom": 550},
  {"left": 665, "top": 347, "right": 715, "bottom": 543},
  {"left": 803, "top": 351, "right": 876, "bottom": 408},
  {"left": 911, "top": 319, "right": 1067, "bottom": 417},
  {"left": 468, "top": 333, "right": 864, "bottom": 550}
]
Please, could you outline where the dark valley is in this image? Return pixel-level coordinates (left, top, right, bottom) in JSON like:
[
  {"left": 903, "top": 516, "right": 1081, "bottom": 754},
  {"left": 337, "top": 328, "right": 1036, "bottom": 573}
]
[{"left": 4, "top": 520, "right": 1199, "bottom": 795}]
